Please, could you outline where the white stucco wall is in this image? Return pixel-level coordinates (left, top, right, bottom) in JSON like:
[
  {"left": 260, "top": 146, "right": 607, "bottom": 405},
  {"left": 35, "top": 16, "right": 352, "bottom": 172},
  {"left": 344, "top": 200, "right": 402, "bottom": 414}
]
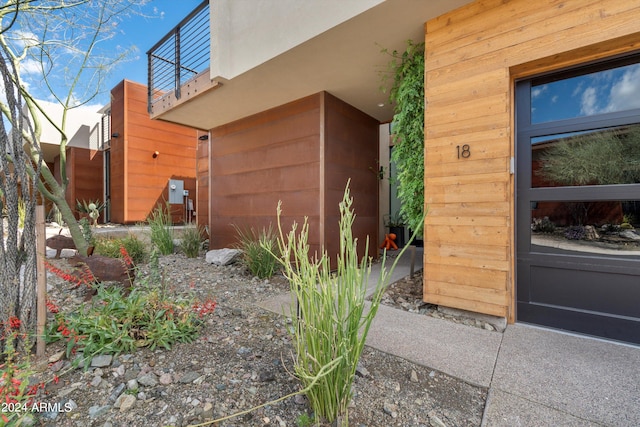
[
  {"left": 210, "top": 0, "right": 384, "bottom": 80},
  {"left": 31, "top": 100, "right": 102, "bottom": 148}
]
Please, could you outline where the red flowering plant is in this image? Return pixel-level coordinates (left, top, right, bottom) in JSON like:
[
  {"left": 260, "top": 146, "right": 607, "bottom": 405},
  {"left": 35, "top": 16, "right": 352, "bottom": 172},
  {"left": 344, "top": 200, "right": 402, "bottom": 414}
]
[
  {"left": 0, "top": 322, "right": 45, "bottom": 425},
  {"left": 45, "top": 247, "right": 218, "bottom": 365},
  {"left": 44, "top": 260, "right": 98, "bottom": 289}
]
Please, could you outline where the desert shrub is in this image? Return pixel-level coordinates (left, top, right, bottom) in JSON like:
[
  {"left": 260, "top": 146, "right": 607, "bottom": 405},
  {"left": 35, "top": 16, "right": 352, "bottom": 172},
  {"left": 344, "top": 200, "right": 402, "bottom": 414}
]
[
  {"left": 233, "top": 224, "right": 280, "bottom": 279},
  {"left": 180, "top": 225, "right": 204, "bottom": 258},
  {"left": 148, "top": 203, "right": 174, "bottom": 255},
  {"left": 531, "top": 216, "right": 555, "bottom": 233},
  {"left": 94, "top": 234, "right": 147, "bottom": 264},
  {"left": 564, "top": 225, "right": 586, "bottom": 240}
]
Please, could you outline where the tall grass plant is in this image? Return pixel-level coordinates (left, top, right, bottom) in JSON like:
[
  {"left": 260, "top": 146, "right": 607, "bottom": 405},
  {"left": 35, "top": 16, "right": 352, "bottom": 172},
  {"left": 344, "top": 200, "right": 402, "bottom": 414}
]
[
  {"left": 94, "top": 234, "right": 147, "bottom": 264},
  {"left": 275, "top": 183, "right": 412, "bottom": 426},
  {"left": 234, "top": 224, "right": 280, "bottom": 279},
  {"left": 148, "top": 202, "right": 174, "bottom": 255},
  {"left": 179, "top": 225, "right": 204, "bottom": 258}
]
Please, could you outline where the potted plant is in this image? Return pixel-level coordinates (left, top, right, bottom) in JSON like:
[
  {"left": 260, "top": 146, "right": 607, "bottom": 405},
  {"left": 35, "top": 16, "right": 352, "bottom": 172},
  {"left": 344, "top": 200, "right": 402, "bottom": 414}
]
[{"left": 384, "top": 211, "right": 406, "bottom": 248}]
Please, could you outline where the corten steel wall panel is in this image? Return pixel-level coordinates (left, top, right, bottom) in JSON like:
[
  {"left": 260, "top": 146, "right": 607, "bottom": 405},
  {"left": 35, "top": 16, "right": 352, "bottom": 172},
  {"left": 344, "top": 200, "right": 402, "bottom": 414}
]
[
  {"left": 109, "top": 81, "right": 126, "bottom": 224},
  {"left": 209, "top": 94, "right": 322, "bottom": 251},
  {"left": 322, "top": 92, "right": 379, "bottom": 260},
  {"left": 68, "top": 147, "right": 104, "bottom": 221},
  {"left": 113, "top": 80, "right": 198, "bottom": 224},
  {"left": 424, "top": 0, "right": 640, "bottom": 319}
]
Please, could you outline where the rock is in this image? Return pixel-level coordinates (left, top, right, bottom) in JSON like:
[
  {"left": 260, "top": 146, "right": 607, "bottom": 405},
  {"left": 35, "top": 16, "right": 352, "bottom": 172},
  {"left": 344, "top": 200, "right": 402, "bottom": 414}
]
[
  {"left": 355, "top": 363, "right": 370, "bottom": 378},
  {"left": 90, "top": 376, "right": 103, "bottom": 387},
  {"left": 584, "top": 225, "right": 600, "bottom": 240},
  {"left": 66, "top": 399, "right": 78, "bottom": 411},
  {"left": 108, "top": 383, "right": 126, "bottom": 403},
  {"left": 88, "top": 405, "right": 110, "bottom": 419},
  {"left": 621, "top": 230, "right": 640, "bottom": 240},
  {"left": 114, "top": 364, "right": 126, "bottom": 377},
  {"left": 67, "top": 254, "right": 135, "bottom": 289},
  {"left": 91, "top": 354, "right": 113, "bottom": 368},
  {"left": 49, "top": 360, "right": 65, "bottom": 372},
  {"left": 48, "top": 350, "right": 65, "bottom": 363},
  {"left": 410, "top": 369, "right": 419, "bottom": 383},
  {"left": 127, "top": 379, "right": 139, "bottom": 390},
  {"left": 118, "top": 394, "right": 136, "bottom": 412},
  {"left": 138, "top": 373, "right": 158, "bottom": 387},
  {"left": 159, "top": 373, "right": 173, "bottom": 385},
  {"left": 178, "top": 371, "right": 200, "bottom": 384},
  {"left": 39, "top": 410, "right": 59, "bottom": 421},
  {"left": 202, "top": 402, "right": 214, "bottom": 418},
  {"left": 429, "top": 413, "right": 447, "bottom": 427},
  {"left": 237, "top": 346, "right": 252, "bottom": 356},
  {"left": 205, "top": 248, "right": 242, "bottom": 266},
  {"left": 383, "top": 401, "right": 398, "bottom": 418},
  {"left": 258, "top": 369, "right": 275, "bottom": 382},
  {"left": 124, "top": 370, "right": 141, "bottom": 383}
]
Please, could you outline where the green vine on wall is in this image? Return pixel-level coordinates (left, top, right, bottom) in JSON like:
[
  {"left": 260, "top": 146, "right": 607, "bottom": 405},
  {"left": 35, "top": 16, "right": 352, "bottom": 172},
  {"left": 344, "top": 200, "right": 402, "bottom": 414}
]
[{"left": 382, "top": 40, "right": 425, "bottom": 234}]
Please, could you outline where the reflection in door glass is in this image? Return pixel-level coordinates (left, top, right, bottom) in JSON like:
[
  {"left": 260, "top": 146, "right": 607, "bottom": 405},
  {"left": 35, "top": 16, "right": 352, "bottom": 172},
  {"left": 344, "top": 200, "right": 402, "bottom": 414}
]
[
  {"left": 530, "top": 200, "right": 640, "bottom": 256},
  {"left": 531, "top": 125, "right": 640, "bottom": 187},
  {"left": 531, "top": 62, "right": 640, "bottom": 124}
]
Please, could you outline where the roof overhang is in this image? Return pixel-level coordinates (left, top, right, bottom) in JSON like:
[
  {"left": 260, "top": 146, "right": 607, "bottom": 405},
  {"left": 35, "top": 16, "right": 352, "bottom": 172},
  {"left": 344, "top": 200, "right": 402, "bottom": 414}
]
[{"left": 150, "top": 0, "right": 473, "bottom": 130}]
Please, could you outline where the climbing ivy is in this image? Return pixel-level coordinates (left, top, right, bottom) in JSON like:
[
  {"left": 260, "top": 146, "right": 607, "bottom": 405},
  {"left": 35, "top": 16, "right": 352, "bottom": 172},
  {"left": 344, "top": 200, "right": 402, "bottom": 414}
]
[{"left": 384, "top": 40, "right": 425, "bottom": 234}]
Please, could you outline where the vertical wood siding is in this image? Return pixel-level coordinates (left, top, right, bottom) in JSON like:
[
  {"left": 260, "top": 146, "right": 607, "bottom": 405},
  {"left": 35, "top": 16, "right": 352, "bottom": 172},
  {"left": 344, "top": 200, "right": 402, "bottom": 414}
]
[
  {"left": 110, "top": 80, "right": 198, "bottom": 224},
  {"left": 424, "top": 0, "right": 640, "bottom": 319}
]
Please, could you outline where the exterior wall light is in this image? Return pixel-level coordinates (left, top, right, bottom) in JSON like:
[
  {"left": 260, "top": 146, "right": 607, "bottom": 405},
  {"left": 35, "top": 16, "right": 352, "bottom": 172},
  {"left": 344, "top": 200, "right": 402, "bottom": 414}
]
[{"left": 153, "top": 151, "right": 160, "bottom": 158}]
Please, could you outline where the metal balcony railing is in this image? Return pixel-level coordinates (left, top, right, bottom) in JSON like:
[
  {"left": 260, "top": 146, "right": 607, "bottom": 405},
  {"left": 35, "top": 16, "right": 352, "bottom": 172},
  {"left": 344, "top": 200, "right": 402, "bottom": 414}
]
[{"left": 147, "top": 0, "right": 210, "bottom": 111}]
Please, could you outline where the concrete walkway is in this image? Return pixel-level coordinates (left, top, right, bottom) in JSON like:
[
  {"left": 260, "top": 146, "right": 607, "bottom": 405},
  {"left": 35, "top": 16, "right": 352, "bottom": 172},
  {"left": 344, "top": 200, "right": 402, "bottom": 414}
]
[{"left": 258, "top": 247, "right": 640, "bottom": 427}]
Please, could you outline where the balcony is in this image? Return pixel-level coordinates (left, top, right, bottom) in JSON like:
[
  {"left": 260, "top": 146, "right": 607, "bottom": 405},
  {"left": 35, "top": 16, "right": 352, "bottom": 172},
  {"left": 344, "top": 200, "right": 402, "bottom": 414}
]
[{"left": 147, "top": 0, "right": 217, "bottom": 121}]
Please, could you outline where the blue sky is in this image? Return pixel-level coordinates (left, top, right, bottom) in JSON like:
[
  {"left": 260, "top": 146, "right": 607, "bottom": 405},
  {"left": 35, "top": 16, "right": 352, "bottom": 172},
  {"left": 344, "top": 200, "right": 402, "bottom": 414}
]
[
  {"left": 14, "top": 0, "right": 203, "bottom": 108},
  {"left": 103, "top": 0, "right": 203, "bottom": 99},
  {"left": 531, "top": 62, "right": 640, "bottom": 124}
]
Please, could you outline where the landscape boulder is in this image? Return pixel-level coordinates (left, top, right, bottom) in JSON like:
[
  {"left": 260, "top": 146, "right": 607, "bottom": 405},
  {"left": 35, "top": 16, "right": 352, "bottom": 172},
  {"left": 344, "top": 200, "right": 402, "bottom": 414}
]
[
  {"left": 205, "top": 248, "right": 242, "bottom": 266},
  {"left": 67, "top": 254, "right": 135, "bottom": 290}
]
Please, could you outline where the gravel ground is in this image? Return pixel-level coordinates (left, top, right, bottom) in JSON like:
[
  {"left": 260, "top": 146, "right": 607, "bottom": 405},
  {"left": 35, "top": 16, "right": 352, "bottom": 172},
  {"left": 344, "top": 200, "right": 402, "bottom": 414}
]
[{"left": 26, "top": 252, "right": 487, "bottom": 427}]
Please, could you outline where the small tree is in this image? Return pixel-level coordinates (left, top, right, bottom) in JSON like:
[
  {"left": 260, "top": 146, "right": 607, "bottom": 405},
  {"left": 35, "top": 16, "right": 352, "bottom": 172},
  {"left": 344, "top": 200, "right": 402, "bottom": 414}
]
[
  {"left": 0, "top": 0, "right": 148, "bottom": 350},
  {"left": 0, "top": 0, "right": 148, "bottom": 256}
]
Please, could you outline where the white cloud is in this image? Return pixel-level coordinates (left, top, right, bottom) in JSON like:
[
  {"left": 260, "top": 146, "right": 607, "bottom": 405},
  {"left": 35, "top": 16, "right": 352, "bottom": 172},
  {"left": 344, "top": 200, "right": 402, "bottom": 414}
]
[
  {"left": 603, "top": 64, "right": 640, "bottom": 113},
  {"left": 580, "top": 86, "right": 598, "bottom": 116},
  {"left": 531, "top": 84, "right": 547, "bottom": 99},
  {"left": 20, "top": 59, "right": 42, "bottom": 76}
]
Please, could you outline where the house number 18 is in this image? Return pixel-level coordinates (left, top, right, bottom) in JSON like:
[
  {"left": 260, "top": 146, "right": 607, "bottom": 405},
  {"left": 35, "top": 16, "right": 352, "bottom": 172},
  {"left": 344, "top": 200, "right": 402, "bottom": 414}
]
[{"left": 456, "top": 144, "right": 471, "bottom": 159}]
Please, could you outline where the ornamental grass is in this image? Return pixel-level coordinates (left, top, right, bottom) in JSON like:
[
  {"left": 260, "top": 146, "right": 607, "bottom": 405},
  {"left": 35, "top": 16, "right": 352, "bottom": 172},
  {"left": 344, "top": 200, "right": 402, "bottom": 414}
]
[{"left": 274, "top": 182, "right": 411, "bottom": 426}]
